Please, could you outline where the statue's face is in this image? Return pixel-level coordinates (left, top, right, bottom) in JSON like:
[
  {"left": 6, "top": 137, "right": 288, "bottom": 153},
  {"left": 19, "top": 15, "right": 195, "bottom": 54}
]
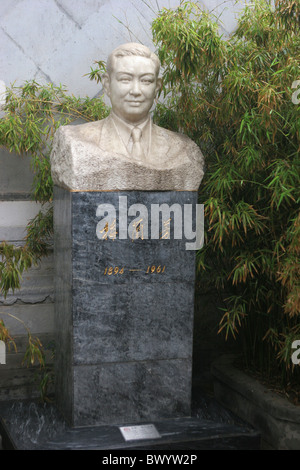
[{"left": 103, "top": 55, "right": 161, "bottom": 125}]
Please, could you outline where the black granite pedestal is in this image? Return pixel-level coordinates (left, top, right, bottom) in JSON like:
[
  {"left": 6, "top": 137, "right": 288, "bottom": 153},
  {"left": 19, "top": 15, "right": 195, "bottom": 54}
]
[
  {"left": 0, "top": 395, "right": 261, "bottom": 450},
  {"left": 53, "top": 188, "right": 200, "bottom": 427}
]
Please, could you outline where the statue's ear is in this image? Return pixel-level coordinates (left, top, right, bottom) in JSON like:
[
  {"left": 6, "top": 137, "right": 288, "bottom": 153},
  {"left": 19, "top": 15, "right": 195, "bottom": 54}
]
[{"left": 101, "top": 73, "right": 111, "bottom": 97}]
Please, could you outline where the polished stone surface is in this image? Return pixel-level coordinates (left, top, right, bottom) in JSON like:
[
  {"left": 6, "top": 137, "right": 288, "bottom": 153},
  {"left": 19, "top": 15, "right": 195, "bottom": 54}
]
[
  {"left": 54, "top": 188, "right": 198, "bottom": 427},
  {"left": 0, "top": 394, "right": 261, "bottom": 450}
]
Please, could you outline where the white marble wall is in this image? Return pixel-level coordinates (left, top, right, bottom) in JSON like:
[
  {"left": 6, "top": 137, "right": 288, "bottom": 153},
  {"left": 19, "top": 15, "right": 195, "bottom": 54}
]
[
  {"left": 0, "top": 0, "right": 246, "bottom": 335},
  {"left": 0, "top": 0, "right": 245, "bottom": 96}
]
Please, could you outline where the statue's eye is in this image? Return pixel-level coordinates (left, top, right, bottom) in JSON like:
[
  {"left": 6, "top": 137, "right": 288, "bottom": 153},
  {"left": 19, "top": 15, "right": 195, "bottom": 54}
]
[
  {"left": 141, "top": 76, "right": 154, "bottom": 85},
  {"left": 118, "top": 76, "right": 131, "bottom": 83}
]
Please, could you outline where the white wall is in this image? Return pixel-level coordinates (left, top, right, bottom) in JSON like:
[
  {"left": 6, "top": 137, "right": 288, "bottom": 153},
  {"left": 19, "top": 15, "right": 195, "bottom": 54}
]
[{"left": 0, "top": 0, "right": 245, "bottom": 96}]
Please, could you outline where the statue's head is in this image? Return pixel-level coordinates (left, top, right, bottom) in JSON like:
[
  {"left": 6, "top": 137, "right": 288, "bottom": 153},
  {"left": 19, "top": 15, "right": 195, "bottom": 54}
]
[{"left": 102, "top": 43, "right": 162, "bottom": 125}]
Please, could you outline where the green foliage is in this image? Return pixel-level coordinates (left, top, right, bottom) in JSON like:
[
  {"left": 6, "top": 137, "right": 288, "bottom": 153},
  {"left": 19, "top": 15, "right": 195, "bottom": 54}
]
[
  {"left": 0, "top": 80, "right": 110, "bottom": 297},
  {"left": 0, "top": 80, "right": 109, "bottom": 203},
  {"left": 0, "top": 78, "right": 109, "bottom": 399},
  {"left": 152, "top": 0, "right": 300, "bottom": 385},
  {"left": 0, "top": 318, "right": 17, "bottom": 353},
  {"left": 0, "top": 311, "right": 45, "bottom": 368},
  {"left": 22, "top": 334, "right": 45, "bottom": 368},
  {"left": 86, "top": 60, "right": 107, "bottom": 85}
]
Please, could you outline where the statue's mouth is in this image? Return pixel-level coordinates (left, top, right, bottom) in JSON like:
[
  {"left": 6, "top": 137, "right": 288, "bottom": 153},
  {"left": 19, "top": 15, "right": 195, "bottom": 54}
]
[{"left": 126, "top": 101, "right": 144, "bottom": 105}]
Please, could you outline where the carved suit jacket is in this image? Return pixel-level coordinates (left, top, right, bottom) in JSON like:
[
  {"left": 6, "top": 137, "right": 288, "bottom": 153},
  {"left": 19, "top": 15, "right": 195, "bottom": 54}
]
[{"left": 50, "top": 114, "right": 204, "bottom": 191}]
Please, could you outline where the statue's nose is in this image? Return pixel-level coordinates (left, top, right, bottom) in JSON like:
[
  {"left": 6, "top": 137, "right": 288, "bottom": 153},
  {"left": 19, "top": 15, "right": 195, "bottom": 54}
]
[{"left": 130, "top": 79, "right": 142, "bottom": 96}]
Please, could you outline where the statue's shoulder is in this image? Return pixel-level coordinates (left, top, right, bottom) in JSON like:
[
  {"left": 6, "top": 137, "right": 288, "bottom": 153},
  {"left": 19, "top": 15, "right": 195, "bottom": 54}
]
[
  {"left": 152, "top": 123, "right": 203, "bottom": 164},
  {"left": 153, "top": 123, "right": 199, "bottom": 147}
]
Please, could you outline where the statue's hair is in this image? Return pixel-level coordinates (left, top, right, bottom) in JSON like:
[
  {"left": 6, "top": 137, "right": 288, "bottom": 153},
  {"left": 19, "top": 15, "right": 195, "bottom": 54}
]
[{"left": 106, "top": 43, "right": 160, "bottom": 76}]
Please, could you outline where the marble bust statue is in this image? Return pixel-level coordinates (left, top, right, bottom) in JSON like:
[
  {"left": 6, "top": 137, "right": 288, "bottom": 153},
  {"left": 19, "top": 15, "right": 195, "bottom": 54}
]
[{"left": 50, "top": 43, "right": 204, "bottom": 191}]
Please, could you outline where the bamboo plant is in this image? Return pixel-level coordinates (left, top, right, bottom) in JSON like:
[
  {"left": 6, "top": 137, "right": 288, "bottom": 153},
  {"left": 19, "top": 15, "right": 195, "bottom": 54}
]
[
  {"left": 0, "top": 80, "right": 109, "bottom": 396},
  {"left": 152, "top": 0, "right": 300, "bottom": 387}
]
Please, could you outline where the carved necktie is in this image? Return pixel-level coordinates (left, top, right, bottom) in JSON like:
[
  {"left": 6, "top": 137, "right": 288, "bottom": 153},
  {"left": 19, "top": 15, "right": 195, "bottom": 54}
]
[{"left": 131, "top": 127, "right": 145, "bottom": 160}]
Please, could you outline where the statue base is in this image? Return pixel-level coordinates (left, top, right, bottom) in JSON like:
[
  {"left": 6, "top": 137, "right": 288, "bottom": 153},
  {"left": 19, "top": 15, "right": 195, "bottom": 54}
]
[
  {"left": 53, "top": 188, "right": 200, "bottom": 427},
  {"left": 0, "top": 396, "right": 261, "bottom": 450}
]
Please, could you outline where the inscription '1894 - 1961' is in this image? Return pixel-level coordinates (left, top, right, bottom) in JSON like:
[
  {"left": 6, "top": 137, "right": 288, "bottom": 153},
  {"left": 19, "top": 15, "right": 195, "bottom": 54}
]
[{"left": 103, "top": 265, "right": 166, "bottom": 275}]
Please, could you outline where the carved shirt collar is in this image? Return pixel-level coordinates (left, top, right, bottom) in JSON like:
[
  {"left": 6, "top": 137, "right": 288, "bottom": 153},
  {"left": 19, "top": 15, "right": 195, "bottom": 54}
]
[{"left": 111, "top": 111, "right": 151, "bottom": 155}]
